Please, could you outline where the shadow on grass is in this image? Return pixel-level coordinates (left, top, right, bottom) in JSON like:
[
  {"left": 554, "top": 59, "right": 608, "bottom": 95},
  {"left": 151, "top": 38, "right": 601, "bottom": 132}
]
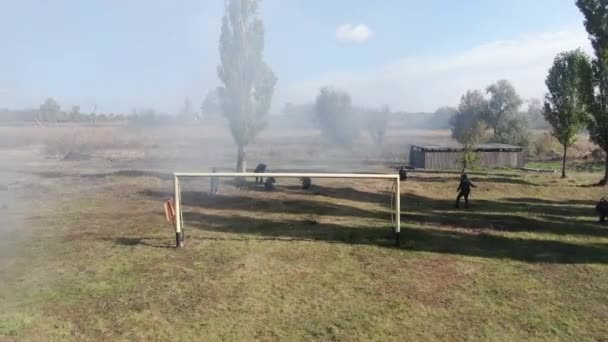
[
  {"left": 503, "top": 197, "right": 593, "bottom": 205},
  {"left": 409, "top": 175, "right": 540, "bottom": 186},
  {"left": 401, "top": 226, "right": 608, "bottom": 264},
  {"left": 132, "top": 172, "right": 608, "bottom": 263},
  {"left": 403, "top": 193, "right": 593, "bottom": 222},
  {"left": 140, "top": 180, "right": 605, "bottom": 238},
  {"left": 183, "top": 212, "right": 608, "bottom": 264},
  {"left": 579, "top": 183, "right": 608, "bottom": 189},
  {"left": 405, "top": 211, "right": 608, "bottom": 238},
  {"left": 142, "top": 189, "right": 388, "bottom": 219},
  {"left": 186, "top": 212, "right": 398, "bottom": 247},
  {"left": 294, "top": 185, "right": 392, "bottom": 205},
  {"left": 35, "top": 170, "right": 174, "bottom": 180},
  {"left": 408, "top": 170, "right": 524, "bottom": 177},
  {"left": 104, "top": 237, "right": 174, "bottom": 249}
]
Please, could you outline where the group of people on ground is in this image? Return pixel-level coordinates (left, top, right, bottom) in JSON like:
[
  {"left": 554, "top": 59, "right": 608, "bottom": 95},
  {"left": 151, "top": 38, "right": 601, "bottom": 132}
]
[
  {"left": 210, "top": 164, "right": 479, "bottom": 210},
  {"left": 210, "top": 162, "right": 608, "bottom": 223},
  {"left": 207, "top": 160, "right": 608, "bottom": 228},
  {"left": 209, "top": 164, "right": 311, "bottom": 195}
]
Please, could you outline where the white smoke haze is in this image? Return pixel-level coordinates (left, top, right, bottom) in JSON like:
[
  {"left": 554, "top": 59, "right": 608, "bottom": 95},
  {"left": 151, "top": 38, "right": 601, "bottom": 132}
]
[
  {"left": 278, "top": 27, "right": 592, "bottom": 112},
  {"left": 335, "top": 24, "right": 373, "bottom": 43}
]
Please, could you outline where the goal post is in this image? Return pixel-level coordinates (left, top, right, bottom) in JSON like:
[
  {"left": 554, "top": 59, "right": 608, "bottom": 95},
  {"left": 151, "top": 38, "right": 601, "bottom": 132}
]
[{"left": 173, "top": 172, "right": 401, "bottom": 248}]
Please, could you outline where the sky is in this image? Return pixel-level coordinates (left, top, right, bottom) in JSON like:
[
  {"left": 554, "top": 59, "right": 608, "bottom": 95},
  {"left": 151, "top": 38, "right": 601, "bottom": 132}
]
[{"left": 0, "top": 0, "right": 594, "bottom": 114}]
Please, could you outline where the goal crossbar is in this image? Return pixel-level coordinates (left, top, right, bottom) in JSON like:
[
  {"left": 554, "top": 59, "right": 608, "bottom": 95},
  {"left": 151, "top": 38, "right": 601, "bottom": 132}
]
[{"left": 173, "top": 172, "right": 401, "bottom": 247}]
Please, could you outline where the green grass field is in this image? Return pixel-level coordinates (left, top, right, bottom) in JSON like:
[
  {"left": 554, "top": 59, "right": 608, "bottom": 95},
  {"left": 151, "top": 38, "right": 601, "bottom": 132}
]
[
  {"left": 525, "top": 160, "right": 606, "bottom": 173},
  {"left": 2, "top": 167, "right": 608, "bottom": 341}
]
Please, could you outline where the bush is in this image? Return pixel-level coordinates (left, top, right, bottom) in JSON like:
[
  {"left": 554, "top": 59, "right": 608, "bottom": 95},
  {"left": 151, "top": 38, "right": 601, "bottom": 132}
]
[
  {"left": 571, "top": 138, "right": 600, "bottom": 159},
  {"left": 314, "top": 87, "right": 361, "bottom": 147},
  {"left": 491, "top": 115, "right": 531, "bottom": 149},
  {"left": 530, "top": 132, "right": 561, "bottom": 159}
]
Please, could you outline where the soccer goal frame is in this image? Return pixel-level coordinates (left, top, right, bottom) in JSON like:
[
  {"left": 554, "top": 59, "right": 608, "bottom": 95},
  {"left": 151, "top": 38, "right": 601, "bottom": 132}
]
[{"left": 173, "top": 172, "right": 401, "bottom": 248}]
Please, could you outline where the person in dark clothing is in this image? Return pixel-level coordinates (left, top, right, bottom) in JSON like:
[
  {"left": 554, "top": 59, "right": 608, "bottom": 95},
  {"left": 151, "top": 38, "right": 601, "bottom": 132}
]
[
  {"left": 596, "top": 197, "right": 608, "bottom": 222},
  {"left": 264, "top": 177, "right": 276, "bottom": 191},
  {"left": 254, "top": 163, "right": 267, "bottom": 184},
  {"left": 399, "top": 166, "right": 407, "bottom": 181},
  {"left": 210, "top": 168, "right": 219, "bottom": 195},
  {"left": 456, "top": 173, "right": 476, "bottom": 208},
  {"left": 264, "top": 177, "right": 276, "bottom": 190},
  {"left": 300, "top": 177, "right": 312, "bottom": 189}
]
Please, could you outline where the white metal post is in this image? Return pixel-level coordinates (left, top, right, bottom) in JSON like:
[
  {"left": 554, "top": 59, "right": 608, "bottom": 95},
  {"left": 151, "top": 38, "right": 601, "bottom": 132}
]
[
  {"left": 174, "top": 172, "right": 401, "bottom": 179},
  {"left": 174, "top": 175, "right": 183, "bottom": 247},
  {"left": 395, "top": 179, "right": 401, "bottom": 247}
]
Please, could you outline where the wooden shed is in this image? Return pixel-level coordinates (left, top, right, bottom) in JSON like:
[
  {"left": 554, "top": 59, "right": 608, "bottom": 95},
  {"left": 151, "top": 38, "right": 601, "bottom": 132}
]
[{"left": 409, "top": 144, "right": 524, "bottom": 170}]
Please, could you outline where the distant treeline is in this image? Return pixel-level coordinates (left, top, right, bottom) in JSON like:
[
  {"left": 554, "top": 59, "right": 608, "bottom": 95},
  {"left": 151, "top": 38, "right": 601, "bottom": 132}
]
[
  {"left": 1, "top": 95, "right": 548, "bottom": 131},
  {"left": 391, "top": 107, "right": 456, "bottom": 129},
  {"left": 0, "top": 108, "right": 128, "bottom": 124},
  {"left": 0, "top": 95, "right": 229, "bottom": 127},
  {"left": 274, "top": 101, "right": 548, "bottom": 130},
  {"left": 276, "top": 104, "right": 493, "bottom": 130}
]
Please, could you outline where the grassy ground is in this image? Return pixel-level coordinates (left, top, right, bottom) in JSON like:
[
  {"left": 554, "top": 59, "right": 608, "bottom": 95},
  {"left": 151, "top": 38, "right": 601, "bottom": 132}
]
[
  {"left": 2, "top": 166, "right": 608, "bottom": 341},
  {"left": 525, "top": 160, "right": 606, "bottom": 173}
]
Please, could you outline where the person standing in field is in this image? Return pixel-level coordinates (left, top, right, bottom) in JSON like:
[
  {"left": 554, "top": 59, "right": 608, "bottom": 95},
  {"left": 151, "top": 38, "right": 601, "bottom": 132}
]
[
  {"left": 300, "top": 177, "right": 312, "bottom": 189},
  {"left": 399, "top": 166, "right": 407, "bottom": 181},
  {"left": 210, "top": 168, "right": 219, "bottom": 196},
  {"left": 596, "top": 197, "right": 608, "bottom": 222},
  {"left": 455, "top": 173, "right": 476, "bottom": 209}
]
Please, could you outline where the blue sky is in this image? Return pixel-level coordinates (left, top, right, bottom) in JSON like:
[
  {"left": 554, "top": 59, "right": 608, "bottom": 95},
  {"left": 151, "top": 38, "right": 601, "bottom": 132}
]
[{"left": 0, "top": 0, "right": 591, "bottom": 113}]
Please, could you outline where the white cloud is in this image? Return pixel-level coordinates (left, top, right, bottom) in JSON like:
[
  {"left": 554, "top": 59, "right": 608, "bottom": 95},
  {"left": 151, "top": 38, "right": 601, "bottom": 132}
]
[
  {"left": 281, "top": 27, "right": 593, "bottom": 112},
  {"left": 336, "top": 24, "right": 373, "bottom": 43}
]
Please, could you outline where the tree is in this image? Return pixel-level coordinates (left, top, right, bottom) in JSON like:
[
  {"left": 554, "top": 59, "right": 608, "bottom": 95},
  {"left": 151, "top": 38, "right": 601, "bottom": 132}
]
[
  {"left": 491, "top": 115, "right": 531, "bottom": 148},
  {"left": 201, "top": 90, "right": 221, "bottom": 121},
  {"left": 366, "top": 106, "right": 390, "bottom": 146},
  {"left": 485, "top": 80, "right": 523, "bottom": 134},
  {"left": 450, "top": 90, "right": 488, "bottom": 144},
  {"left": 69, "top": 106, "right": 81, "bottom": 122},
  {"left": 458, "top": 121, "right": 488, "bottom": 172},
  {"left": 39, "top": 98, "right": 60, "bottom": 123},
  {"left": 576, "top": 0, "right": 608, "bottom": 184},
  {"left": 543, "top": 49, "right": 593, "bottom": 178},
  {"left": 525, "top": 98, "right": 550, "bottom": 129},
  {"left": 577, "top": 0, "right": 608, "bottom": 60},
  {"left": 216, "top": 0, "right": 277, "bottom": 172},
  {"left": 178, "top": 97, "right": 195, "bottom": 122},
  {"left": 314, "top": 87, "right": 360, "bottom": 147},
  {"left": 431, "top": 106, "right": 457, "bottom": 129}
]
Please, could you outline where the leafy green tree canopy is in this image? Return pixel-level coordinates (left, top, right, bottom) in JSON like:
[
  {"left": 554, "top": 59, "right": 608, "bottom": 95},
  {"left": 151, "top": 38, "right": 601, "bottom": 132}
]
[
  {"left": 543, "top": 49, "right": 593, "bottom": 178},
  {"left": 576, "top": 0, "right": 608, "bottom": 184},
  {"left": 217, "top": 0, "right": 277, "bottom": 171},
  {"left": 485, "top": 80, "right": 523, "bottom": 134},
  {"left": 450, "top": 90, "right": 488, "bottom": 144}
]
